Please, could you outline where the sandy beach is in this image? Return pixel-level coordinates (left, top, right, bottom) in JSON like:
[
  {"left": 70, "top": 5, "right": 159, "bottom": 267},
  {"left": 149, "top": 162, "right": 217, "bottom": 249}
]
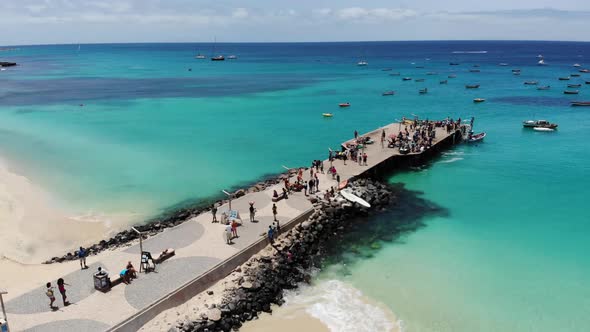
[{"left": 0, "top": 157, "right": 139, "bottom": 264}]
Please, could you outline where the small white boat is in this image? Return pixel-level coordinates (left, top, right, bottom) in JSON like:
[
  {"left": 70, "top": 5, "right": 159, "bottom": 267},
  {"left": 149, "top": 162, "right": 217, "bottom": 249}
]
[
  {"left": 228, "top": 55, "right": 237, "bottom": 59},
  {"left": 340, "top": 189, "right": 371, "bottom": 208},
  {"left": 538, "top": 59, "right": 546, "bottom": 66},
  {"left": 195, "top": 54, "right": 206, "bottom": 59},
  {"left": 357, "top": 61, "right": 368, "bottom": 66},
  {"left": 533, "top": 127, "right": 555, "bottom": 132},
  {"left": 573, "top": 63, "right": 581, "bottom": 67}
]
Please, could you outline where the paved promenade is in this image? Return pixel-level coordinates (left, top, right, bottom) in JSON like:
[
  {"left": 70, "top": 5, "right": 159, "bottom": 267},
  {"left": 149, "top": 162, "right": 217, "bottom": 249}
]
[{"left": 3, "top": 121, "right": 457, "bottom": 331}]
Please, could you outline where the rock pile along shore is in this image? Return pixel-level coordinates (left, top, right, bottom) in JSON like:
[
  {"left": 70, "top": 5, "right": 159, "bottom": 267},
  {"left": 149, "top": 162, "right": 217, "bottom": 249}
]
[
  {"left": 173, "top": 178, "right": 395, "bottom": 332},
  {"left": 44, "top": 169, "right": 301, "bottom": 264}
]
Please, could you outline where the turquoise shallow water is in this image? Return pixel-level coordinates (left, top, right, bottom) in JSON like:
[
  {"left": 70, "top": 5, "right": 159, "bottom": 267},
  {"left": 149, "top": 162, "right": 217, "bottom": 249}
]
[{"left": 1, "top": 41, "right": 590, "bottom": 330}]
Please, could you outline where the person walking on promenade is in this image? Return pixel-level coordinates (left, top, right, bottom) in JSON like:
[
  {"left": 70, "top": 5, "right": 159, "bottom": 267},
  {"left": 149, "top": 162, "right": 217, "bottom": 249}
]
[
  {"left": 303, "top": 181, "right": 308, "bottom": 196},
  {"left": 57, "top": 278, "right": 70, "bottom": 306},
  {"left": 272, "top": 203, "right": 278, "bottom": 221},
  {"left": 336, "top": 174, "right": 341, "bottom": 185},
  {"left": 225, "top": 224, "right": 233, "bottom": 244},
  {"left": 320, "top": 160, "right": 324, "bottom": 174},
  {"left": 46, "top": 282, "right": 57, "bottom": 309},
  {"left": 315, "top": 173, "right": 320, "bottom": 192},
  {"left": 211, "top": 204, "right": 218, "bottom": 223},
  {"left": 282, "top": 188, "right": 288, "bottom": 199},
  {"left": 357, "top": 153, "right": 362, "bottom": 164},
  {"left": 273, "top": 219, "right": 281, "bottom": 236},
  {"left": 363, "top": 153, "right": 368, "bottom": 166},
  {"left": 231, "top": 220, "right": 239, "bottom": 238},
  {"left": 309, "top": 179, "right": 315, "bottom": 194},
  {"left": 343, "top": 150, "right": 348, "bottom": 165},
  {"left": 267, "top": 226, "right": 274, "bottom": 244},
  {"left": 249, "top": 202, "right": 256, "bottom": 222},
  {"left": 78, "top": 246, "right": 88, "bottom": 270}
]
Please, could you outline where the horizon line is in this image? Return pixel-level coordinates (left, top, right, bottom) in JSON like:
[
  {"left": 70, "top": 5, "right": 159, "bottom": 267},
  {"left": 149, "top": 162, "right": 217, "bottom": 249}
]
[{"left": 2, "top": 39, "right": 590, "bottom": 48}]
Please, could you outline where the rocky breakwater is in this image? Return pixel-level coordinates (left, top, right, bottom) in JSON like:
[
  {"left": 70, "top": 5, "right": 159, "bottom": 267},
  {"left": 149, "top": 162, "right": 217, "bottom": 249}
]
[
  {"left": 172, "top": 178, "right": 395, "bottom": 332},
  {"left": 44, "top": 169, "right": 301, "bottom": 264}
]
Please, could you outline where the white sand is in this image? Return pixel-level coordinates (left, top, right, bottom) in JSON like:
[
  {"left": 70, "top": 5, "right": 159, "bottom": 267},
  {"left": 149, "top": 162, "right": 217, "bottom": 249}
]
[{"left": 0, "top": 157, "right": 133, "bottom": 264}]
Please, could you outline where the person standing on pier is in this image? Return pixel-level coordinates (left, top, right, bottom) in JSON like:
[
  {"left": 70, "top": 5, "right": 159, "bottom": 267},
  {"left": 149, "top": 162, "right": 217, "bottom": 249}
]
[
  {"left": 272, "top": 203, "right": 278, "bottom": 221},
  {"left": 303, "top": 181, "right": 308, "bottom": 196},
  {"left": 225, "top": 224, "right": 233, "bottom": 244},
  {"left": 78, "top": 246, "right": 88, "bottom": 270},
  {"left": 57, "top": 278, "right": 70, "bottom": 306},
  {"left": 249, "top": 202, "right": 256, "bottom": 222},
  {"left": 363, "top": 153, "right": 368, "bottom": 166},
  {"left": 309, "top": 178, "right": 315, "bottom": 194},
  {"left": 46, "top": 282, "right": 57, "bottom": 310},
  {"left": 267, "top": 226, "right": 275, "bottom": 244},
  {"left": 315, "top": 173, "right": 320, "bottom": 192},
  {"left": 211, "top": 204, "right": 218, "bottom": 223},
  {"left": 336, "top": 174, "right": 341, "bottom": 185},
  {"left": 320, "top": 160, "right": 324, "bottom": 174},
  {"left": 231, "top": 219, "right": 239, "bottom": 238},
  {"left": 354, "top": 130, "right": 358, "bottom": 139}
]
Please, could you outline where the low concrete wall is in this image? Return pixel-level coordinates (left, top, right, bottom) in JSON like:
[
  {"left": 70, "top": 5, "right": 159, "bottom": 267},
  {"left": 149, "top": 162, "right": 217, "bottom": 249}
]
[{"left": 109, "top": 207, "right": 314, "bottom": 332}]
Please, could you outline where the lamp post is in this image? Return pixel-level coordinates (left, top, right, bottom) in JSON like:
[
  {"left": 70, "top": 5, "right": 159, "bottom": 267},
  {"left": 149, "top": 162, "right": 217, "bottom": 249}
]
[
  {"left": 131, "top": 227, "right": 144, "bottom": 272},
  {"left": 221, "top": 190, "right": 232, "bottom": 211},
  {"left": 0, "top": 288, "right": 9, "bottom": 332}
]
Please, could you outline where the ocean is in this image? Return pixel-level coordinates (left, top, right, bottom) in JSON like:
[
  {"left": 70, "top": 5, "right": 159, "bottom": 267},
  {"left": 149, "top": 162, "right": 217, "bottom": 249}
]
[{"left": 1, "top": 41, "right": 589, "bottom": 331}]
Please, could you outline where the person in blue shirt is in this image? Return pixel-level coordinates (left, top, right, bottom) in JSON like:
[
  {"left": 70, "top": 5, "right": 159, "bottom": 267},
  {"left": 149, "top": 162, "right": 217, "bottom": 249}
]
[
  {"left": 78, "top": 246, "right": 88, "bottom": 270},
  {"left": 267, "top": 226, "right": 274, "bottom": 244}
]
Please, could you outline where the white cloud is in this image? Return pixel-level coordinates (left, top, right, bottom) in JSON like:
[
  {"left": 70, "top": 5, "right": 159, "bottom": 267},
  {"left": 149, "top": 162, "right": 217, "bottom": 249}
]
[
  {"left": 335, "top": 7, "right": 417, "bottom": 22},
  {"left": 232, "top": 8, "right": 249, "bottom": 19}
]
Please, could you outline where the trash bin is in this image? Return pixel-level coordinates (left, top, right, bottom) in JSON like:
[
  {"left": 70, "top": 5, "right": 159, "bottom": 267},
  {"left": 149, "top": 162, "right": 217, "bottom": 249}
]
[
  {"left": 0, "top": 318, "right": 8, "bottom": 332},
  {"left": 93, "top": 274, "right": 110, "bottom": 291}
]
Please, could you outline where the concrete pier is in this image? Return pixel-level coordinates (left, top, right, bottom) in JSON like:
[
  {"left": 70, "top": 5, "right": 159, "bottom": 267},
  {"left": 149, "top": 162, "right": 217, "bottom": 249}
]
[{"left": 4, "top": 120, "right": 463, "bottom": 332}]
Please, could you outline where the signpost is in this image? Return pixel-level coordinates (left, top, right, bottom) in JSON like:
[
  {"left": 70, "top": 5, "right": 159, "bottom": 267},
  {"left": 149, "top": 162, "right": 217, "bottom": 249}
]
[
  {"left": 131, "top": 227, "right": 144, "bottom": 272},
  {"left": 221, "top": 190, "right": 232, "bottom": 210}
]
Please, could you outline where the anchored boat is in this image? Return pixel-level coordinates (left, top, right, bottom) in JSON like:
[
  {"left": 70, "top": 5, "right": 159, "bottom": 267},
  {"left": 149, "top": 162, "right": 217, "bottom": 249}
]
[{"left": 523, "top": 120, "right": 558, "bottom": 129}]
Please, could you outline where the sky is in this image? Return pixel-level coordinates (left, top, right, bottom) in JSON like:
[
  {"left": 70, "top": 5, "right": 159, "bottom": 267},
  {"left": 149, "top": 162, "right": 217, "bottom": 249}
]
[{"left": 1, "top": 0, "right": 590, "bottom": 45}]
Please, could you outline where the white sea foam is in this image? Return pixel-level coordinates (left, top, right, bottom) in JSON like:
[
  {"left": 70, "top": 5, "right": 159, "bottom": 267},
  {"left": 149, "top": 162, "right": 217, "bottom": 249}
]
[
  {"left": 442, "top": 151, "right": 465, "bottom": 156},
  {"left": 284, "top": 279, "right": 402, "bottom": 332},
  {"left": 440, "top": 157, "right": 464, "bottom": 164},
  {"left": 452, "top": 50, "right": 488, "bottom": 54}
]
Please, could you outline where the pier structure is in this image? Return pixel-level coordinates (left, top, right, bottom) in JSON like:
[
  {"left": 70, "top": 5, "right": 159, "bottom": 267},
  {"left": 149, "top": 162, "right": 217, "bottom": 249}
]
[{"left": 3, "top": 121, "right": 463, "bottom": 332}]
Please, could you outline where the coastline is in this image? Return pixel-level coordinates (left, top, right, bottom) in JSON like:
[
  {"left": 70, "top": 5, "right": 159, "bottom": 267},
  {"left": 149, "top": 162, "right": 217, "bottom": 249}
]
[{"left": 0, "top": 156, "right": 116, "bottom": 264}]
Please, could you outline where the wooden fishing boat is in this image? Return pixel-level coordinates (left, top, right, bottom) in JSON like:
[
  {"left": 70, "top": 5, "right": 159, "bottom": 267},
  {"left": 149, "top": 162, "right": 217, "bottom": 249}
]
[
  {"left": 449, "top": 62, "right": 460, "bottom": 66},
  {"left": 465, "top": 84, "right": 480, "bottom": 89},
  {"left": 537, "top": 86, "right": 551, "bottom": 90},
  {"left": 402, "top": 77, "right": 412, "bottom": 81},
  {"left": 579, "top": 69, "right": 590, "bottom": 73},
  {"left": 564, "top": 90, "right": 579, "bottom": 94},
  {"left": 571, "top": 73, "right": 581, "bottom": 77},
  {"left": 568, "top": 84, "right": 581, "bottom": 88},
  {"left": 322, "top": 113, "right": 333, "bottom": 117},
  {"left": 469, "top": 69, "right": 481, "bottom": 73},
  {"left": 473, "top": 98, "right": 486, "bottom": 103},
  {"left": 419, "top": 88, "right": 428, "bottom": 94},
  {"left": 524, "top": 81, "right": 538, "bottom": 85},
  {"left": 382, "top": 91, "right": 395, "bottom": 96},
  {"left": 439, "top": 80, "right": 448, "bottom": 84},
  {"left": 415, "top": 78, "right": 425, "bottom": 82},
  {"left": 559, "top": 77, "right": 571, "bottom": 81},
  {"left": 338, "top": 102, "right": 351, "bottom": 107}
]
